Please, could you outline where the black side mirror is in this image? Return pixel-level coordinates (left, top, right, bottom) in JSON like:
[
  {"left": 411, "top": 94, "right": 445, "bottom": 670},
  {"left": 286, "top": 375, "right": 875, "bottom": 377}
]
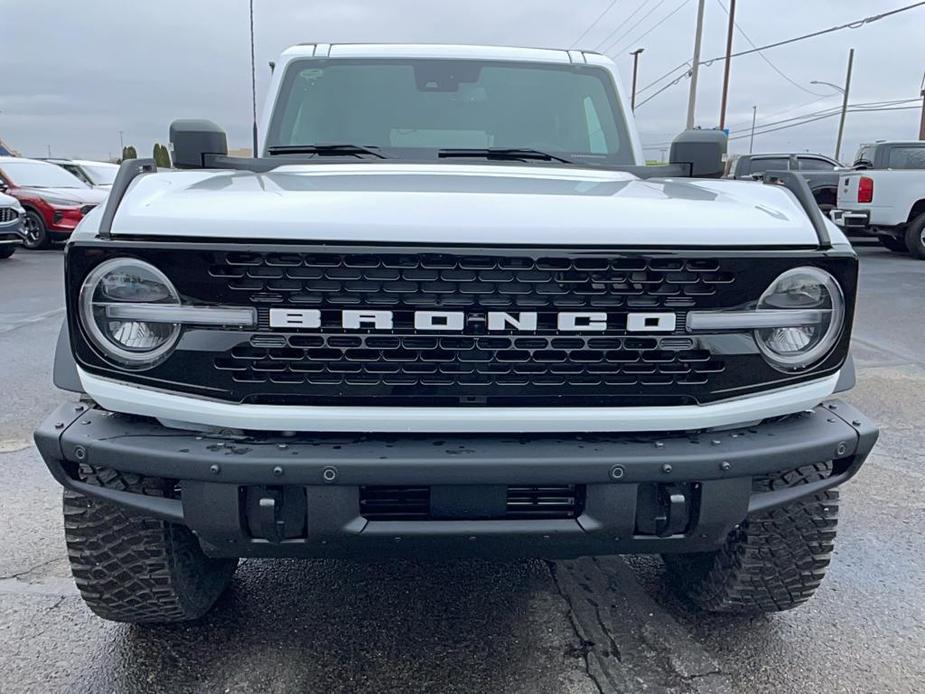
[
  {"left": 169, "top": 119, "right": 228, "bottom": 169},
  {"left": 670, "top": 129, "right": 728, "bottom": 178}
]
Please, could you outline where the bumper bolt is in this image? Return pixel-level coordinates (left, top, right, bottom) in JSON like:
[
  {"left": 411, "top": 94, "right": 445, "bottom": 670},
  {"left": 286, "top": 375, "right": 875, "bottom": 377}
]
[
  {"left": 711, "top": 439, "right": 721, "bottom": 446},
  {"left": 851, "top": 419, "right": 862, "bottom": 426},
  {"left": 661, "top": 463, "right": 672, "bottom": 474},
  {"left": 719, "top": 461, "right": 731, "bottom": 472},
  {"left": 609, "top": 465, "right": 625, "bottom": 480},
  {"left": 209, "top": 464, "right": 220, "bottom": 475},
  {"left": 277, "top": 443, "right": 288, "bottom": 450},
  {"left": 272, "top": 466, "right": 284, "bottom": 477},
  {"left": 654, "top": 441, "right": 664, "bottom": 449},
  {"left": 54, "top": 422, "right": 64, "bottom": 430},
  {"left": 74, "top": 446, "right": 86, "bottom": 461},
  {"left": 835, "top": 441, "right": 849, "bottom": 456},
  {"left": 322, "top": 466, "right": 337, "bottom": 483}
]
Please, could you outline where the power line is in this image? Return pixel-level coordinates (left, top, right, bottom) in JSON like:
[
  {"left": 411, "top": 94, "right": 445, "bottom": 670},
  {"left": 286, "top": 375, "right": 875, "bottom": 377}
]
[
  {"left": 612, "top": 0, "right": 692, "bottom": 56},
  {"left": 726, "top": 105, "right": 920, "bottom": 141},
  {"left": 600, "top": 0, "right": 669, "bottom": 54},
  {"left": 636, "top": 1, "right": 925, "bottom": 108},
  {"left": 593, "top": 1, "right": 653, "bottom": 52},
  {"left": 703, "top": 1, "right": 925, "bottom": 65},
  {"left": 570, "top": 0, "right": 621, "bottom": 48},
  {"left": 714, "top": 0, "right": 829, "bottom": 97},
  {"left": 637, "top": 60, "right": 690, "bottom": 94},
  {"left": 642, "top": 98, "right": 921, "bottom": 147},
  {"left": 723, "top": 94, "right": 836, "bottom": 131}
]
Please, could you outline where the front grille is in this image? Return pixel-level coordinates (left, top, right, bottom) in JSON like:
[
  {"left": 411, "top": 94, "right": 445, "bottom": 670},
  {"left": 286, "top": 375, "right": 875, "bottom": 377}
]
[
  {"left": 218, "top": 336, "right": 722, "bottom": 390},
  {"left": 213, "top": 251, "right": 734, "bottom": 309},
  {"left": 66, "top": 244, "right": 857, "bottom": 407},
  {"left": 359, "top": 485, "right": 584, "bottom": 521},
  {"left": 207, "top": 250, "right": 731, "bottom": 403},
  {"left": 0, "top": 208, "right": 19, "bottom": 223}
]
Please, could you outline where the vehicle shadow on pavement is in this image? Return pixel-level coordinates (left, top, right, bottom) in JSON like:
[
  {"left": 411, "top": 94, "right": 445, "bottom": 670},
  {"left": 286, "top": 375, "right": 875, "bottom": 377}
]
[{"left": 79, "top": 558, "right": 590, "bottom": 694}]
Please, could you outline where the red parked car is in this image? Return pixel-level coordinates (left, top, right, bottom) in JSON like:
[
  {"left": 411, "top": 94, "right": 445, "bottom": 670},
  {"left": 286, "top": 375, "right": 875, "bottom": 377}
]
[{"left": 0, "top": 156, "right": 107, "bottom": 249}]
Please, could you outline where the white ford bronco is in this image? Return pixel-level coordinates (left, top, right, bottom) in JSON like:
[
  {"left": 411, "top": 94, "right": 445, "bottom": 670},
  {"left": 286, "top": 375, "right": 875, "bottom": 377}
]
[{"left": 35, "top": 44, "right": 878, "bottom": 623}]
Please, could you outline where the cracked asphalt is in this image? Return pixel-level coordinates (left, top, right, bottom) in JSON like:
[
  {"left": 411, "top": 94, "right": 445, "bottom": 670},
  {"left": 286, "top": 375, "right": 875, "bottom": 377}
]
[{"left": 1, "top": 245, "right": 923, "bottom": 693}]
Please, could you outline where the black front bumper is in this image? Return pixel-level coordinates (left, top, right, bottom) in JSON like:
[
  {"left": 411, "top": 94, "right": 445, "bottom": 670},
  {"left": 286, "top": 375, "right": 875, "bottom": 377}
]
[{"left": 34, "top": 401, "right": 878, "bottom": 559}]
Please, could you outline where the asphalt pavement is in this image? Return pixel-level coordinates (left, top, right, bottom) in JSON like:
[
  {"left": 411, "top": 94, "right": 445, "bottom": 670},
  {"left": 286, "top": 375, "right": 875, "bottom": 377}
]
[{"left": 0, "top": 245, "right": 922, "bottom": 694}]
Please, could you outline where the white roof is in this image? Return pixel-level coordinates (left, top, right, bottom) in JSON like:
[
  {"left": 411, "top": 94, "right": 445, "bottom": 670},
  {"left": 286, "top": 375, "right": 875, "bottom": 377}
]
[{"left": 278, "top": 43, "right": 597, "bottom": 64}]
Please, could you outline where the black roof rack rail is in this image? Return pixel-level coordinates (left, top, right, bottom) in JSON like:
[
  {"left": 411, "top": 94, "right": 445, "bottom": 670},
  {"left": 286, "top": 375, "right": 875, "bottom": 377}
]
[
  {"left": 762, "top": 170, "right": 832, "bottom": 250},
  {"left": 98, "top": 158, "right": 157, "bottom": 239}
]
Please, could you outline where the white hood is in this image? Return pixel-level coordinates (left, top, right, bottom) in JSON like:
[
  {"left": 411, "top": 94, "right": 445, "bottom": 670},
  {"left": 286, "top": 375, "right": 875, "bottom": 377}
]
[{"left": 104, "top": 163, "right": 830, "bottom": 247}]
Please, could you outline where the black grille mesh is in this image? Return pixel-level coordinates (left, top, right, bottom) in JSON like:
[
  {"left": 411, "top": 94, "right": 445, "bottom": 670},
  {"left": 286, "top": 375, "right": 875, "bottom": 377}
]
[
  {"left": 0, "top": 208, "right": 18, "bottom": 223},
  {"left": 210, "top": 250, "right": 729, "bottom": 394},
  {"left": 211, "top": 251, "right": 735, "bottom": 310}
]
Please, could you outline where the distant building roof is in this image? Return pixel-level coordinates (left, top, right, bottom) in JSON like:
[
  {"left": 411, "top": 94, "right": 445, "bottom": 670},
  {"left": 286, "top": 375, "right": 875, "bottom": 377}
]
[{"left": 0, "top": 138, "right": 18, "bottom": 157}]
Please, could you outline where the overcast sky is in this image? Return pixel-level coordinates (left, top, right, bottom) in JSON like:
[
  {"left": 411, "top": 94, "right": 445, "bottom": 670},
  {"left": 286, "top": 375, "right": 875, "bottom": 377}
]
[{"left": 2, "top": 0, "right": 922, "bottom": 162}]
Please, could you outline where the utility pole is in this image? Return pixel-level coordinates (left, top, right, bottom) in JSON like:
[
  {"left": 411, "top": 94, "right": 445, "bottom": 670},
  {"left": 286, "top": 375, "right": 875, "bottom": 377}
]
[
  {"left": 718, "top": 0, "right": 736, "bottom": 129},
  {"left": 118, "top": 130, "right": 124, "bottom": 152},
  {"left": 47, "top": 144, "right": 52, "bottom": 158},
  {"left": 918, "top": 72, "right": 925, "bottom": 140},
  {"left": 249, "top": 0, "right": 259, "bottom": 156},
  {"left": 630, "top": 48, "right": 645, "bottom": 111},
  {"left": 686, "top": 0, "right": 706, "bottom": 129},
  {"left": 749, "top": 105, "right": 757, "bottom": 153},
  {"left": 834, "top": 48, "right": 854, "bottom": 162}
]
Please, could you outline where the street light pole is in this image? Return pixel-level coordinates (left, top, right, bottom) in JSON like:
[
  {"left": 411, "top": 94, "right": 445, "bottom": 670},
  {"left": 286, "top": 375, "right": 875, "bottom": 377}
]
[
  {"left": 749, "top": 105, "right": 757, "bottom": 153},
  {"left": 719, "top": 0, "right": 736, "bottom": 130},
  {"left": 686, "top": 0, "right": 706, "bottom": 129},
  {"left": 630, "top": 48, "right": 644, "bottom": 111},
  {"left": 918, "top": 71, "right": 925, "bottom": 140},
  {"left": 834, "top": 48, "right": 854, "bottom": 162}
]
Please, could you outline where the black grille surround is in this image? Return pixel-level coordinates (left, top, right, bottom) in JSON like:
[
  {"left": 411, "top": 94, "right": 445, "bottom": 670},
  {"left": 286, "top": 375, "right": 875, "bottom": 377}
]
[{"left": 66, "top": 241, "right": 858, "bottom": 409}]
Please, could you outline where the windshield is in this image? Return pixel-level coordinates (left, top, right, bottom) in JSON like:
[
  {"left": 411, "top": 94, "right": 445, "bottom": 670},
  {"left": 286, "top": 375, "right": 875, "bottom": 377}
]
[
  {"left": 266, "top": 59, "right": 634, "bottom": 166},
  {"left": 0, "top": 160, "right": 89, "bottom": 188},
  {"left": 80, "top": 164, "right": 118, "bottom": 185}
]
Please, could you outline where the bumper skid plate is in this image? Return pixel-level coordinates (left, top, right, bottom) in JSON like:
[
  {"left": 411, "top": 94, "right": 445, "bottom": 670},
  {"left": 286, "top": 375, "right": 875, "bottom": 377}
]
[{"left": 34, "top": 400, "right": 878, "bottom": 559}]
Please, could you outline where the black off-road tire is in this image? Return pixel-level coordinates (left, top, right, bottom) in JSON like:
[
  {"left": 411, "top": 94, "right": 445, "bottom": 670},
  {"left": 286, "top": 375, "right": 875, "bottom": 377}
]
[
  {"left": 903, "top": 213, "right": 925, "bottom": 260},
  {"left": 662, "top": 462, "right": 838, "bottom": 613},
  {"left": 878, "top": 235, "right": 908, "bottom": 254},
  {"left": 63, "top": 466, "right": 238, "bottom": 624},
  {"left": 0, "top": 246, "right": 15, "bottom": 259}
]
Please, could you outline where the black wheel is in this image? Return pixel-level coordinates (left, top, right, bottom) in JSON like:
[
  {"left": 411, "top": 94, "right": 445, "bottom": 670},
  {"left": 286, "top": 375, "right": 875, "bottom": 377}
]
[
  {"left": 879, "top": 235, "right": 909, "bottom": 253},
  {"left": 63, "top": 465, "right": 238, "bottom": 624},
  {"left": 904, "top": 213, "right": 925, "bottom": 260},
  {"left": 21, "top": 210, "right": 48, "bottom": 249},
  {"left": 0, "top": 246, "right": 15, "bottom": 259},
  {"left": 662, "top": 462, "right": 838, "bottom": 613}
]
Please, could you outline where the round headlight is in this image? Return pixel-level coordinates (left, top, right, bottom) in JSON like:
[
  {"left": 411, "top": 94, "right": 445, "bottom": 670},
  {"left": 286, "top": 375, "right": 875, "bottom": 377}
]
[
  {"left": 754, "top": 267, "right": 845, "bottom": 371},
  {"left": 79, "top": 258, "right": 181, "bottom": 367}
]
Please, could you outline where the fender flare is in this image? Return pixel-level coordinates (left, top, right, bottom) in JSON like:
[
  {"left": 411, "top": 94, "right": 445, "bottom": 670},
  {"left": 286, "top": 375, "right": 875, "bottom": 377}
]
[{"left": 53, "top": 321, "right": 83, "bottom": 393}]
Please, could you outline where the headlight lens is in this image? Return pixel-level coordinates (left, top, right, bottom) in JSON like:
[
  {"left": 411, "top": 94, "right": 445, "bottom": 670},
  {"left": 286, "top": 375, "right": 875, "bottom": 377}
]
[
  {"left": 79, "top": 258, "right": 181, "bottom": 367},
  {"left": 754, "top": 267, "right": 845, "bottom": 370}
]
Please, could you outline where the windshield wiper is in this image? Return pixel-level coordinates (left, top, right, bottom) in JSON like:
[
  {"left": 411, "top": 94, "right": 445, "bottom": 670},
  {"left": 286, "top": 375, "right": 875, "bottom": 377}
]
[
  {"left": 266, "top": 144, "right": 387, "bottom": 159},
  {"left": 437, "top": 148, "right": 575, "bottom": 164}
]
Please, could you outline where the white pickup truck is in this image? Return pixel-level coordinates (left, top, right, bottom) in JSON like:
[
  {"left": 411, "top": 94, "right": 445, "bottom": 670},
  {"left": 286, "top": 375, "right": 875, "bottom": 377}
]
[
  {"left": 34, "top": 43, "right": 877, "bottom": 624},
  {"left": 831, "top": 141, "right": 925, "bottom": 258}
]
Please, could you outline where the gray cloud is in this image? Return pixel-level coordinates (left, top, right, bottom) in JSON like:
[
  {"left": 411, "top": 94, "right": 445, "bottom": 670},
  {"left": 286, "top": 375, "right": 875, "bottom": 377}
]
[{"left": 1, "top": 0, "right": 922, "bottom": 162}]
